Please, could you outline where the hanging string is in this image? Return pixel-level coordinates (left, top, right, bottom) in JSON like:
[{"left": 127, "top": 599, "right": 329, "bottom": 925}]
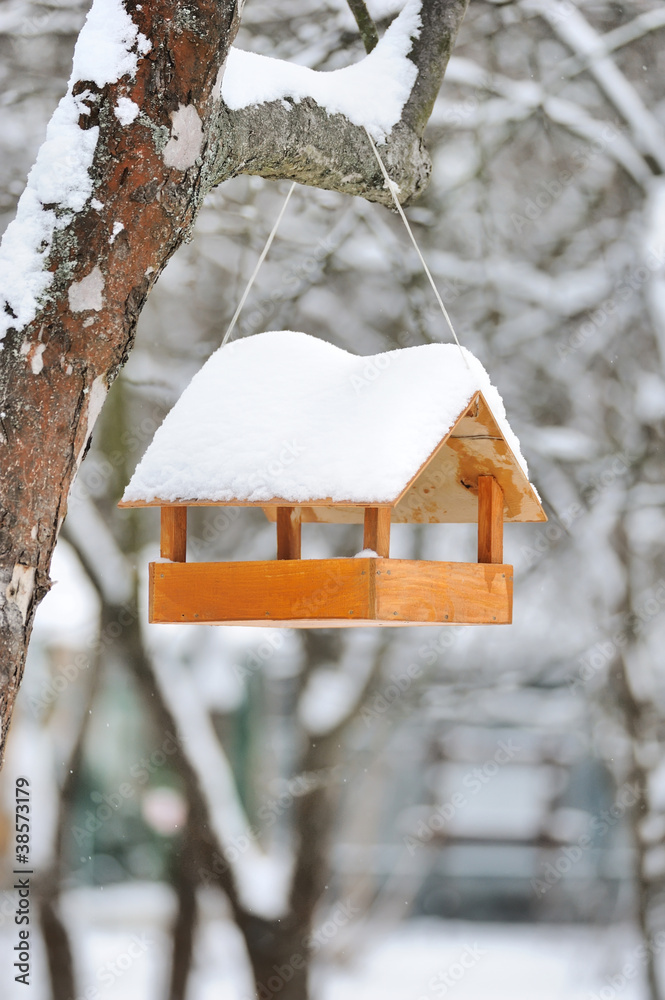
[
  {"left": 221, "top": 181, "right": 297, "bottom": 349},
  {"left": 221, "top": 138, "right": 468, "bottom": 366},
  {"left": 363, "top": 125, "right": 469, "bottom": 368}
]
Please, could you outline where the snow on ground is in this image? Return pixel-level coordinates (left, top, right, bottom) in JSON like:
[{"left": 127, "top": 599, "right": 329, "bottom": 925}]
[
  {"left": 0, "top": 881, "right": 654, "bottom": 1000},
  {"left": 123, "top": 330, "right": 529, "bottom": 506},
  {"left": 318, "top": 919, "right": 648, "bottom": 1000},
  {"left": 222, "top": 0, "right": 421, "bottom": 142}
]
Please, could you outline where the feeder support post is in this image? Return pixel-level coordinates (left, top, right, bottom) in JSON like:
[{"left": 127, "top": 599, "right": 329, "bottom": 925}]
[
  {"left": 477, "top": 476, "right": 504, "bottom": 564},
  {"left": 363, "top": 507, "right": 391, "bottom": 558},
  {"left": 277, "top": 506, "right": 302, "bottom": 559},
  {"left": 161, "top": 507, "right": 188, "bottom": 562}
]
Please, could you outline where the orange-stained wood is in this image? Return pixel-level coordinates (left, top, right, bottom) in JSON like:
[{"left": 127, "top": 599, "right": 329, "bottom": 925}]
[
  {"left": 149, "top": 558, "right": 513, "bottom": 626},
  {"left": 374, "top": 560, "right": 512, "bottom": 624},
  {"left": 161, "top": 506, "right": 187, "bottom": 562},
  {"left": 478, "top": 476, "right": 503, "bottom": 564},
  {"left": 277, "top": 506, "right": 302, "bottom": 559},
  {"left": 151, "top": 558, "right": 369, "bottom": 623},
  {"left": 363, "top": 507, "right": 391, "bottom": 557}
]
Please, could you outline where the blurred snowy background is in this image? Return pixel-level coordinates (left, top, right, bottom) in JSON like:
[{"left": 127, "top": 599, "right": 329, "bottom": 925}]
[{"left": 1, "top": 0, "right": 665, "bottom": 997}]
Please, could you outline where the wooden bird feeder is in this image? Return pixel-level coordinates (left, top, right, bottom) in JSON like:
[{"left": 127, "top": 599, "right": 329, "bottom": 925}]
[{"left": 119, "top": 332, "right": 546, "bottom": 628}]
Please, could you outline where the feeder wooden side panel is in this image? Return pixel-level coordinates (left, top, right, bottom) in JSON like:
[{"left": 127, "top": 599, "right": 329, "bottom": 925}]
[
  {"left": 149, "top": 559, "right": 512, "bottom": 626},
  {"left": 150, "top": 559, "right": 372, "bottom": 624},
  {"left": 363, "top": 507, "right": 391, "bottom": 558},
  {"left": 373, "top": 561, "right": 512, "bottom": 624}
]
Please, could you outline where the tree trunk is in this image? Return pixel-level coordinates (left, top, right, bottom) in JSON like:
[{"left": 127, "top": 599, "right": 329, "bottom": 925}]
[
  {"left": 612, "top": 517, "right": 661, "bottom": 1000},
  {"left": 169, "top": 826, "right": 199, "bottom": 1000},
  {"left": 0, "top": 0, "right": 241, "bottom": 760},
  {"left": 240, "top": 917, "right": 312, "bottom": 1000},
  {"left": 39, "top": 893, "right": 77, "bottom": 1000}
]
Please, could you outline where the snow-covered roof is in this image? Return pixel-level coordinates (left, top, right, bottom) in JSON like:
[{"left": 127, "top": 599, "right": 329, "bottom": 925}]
[{"left": 121, "top": 331, "right": 545, "bottom": 523}]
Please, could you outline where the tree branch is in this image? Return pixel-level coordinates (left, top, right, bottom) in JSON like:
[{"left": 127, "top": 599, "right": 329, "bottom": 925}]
[
  {"left": 217, "top": 107, "right": 431, "bottom": 206},
  {"left": 346, "top": 0, "right": 380, "bottom": 53},
  {"left": 402, "top": 0, "right": 470, "bottom": 135},
  {"left": 216, "top": 0, "right": 470, "bottom": 205}
]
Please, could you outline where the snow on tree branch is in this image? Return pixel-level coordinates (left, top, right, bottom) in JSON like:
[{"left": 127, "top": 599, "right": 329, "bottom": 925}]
[
  {"left": 222, "top": 1, "right": 421, "bottom": 143},
  {"left": 443, "top": 56, "right": 652, "bottom": 187},
  {"left": 215, "top": 0, "right": 470, "bottom": 205},
  {"left": 528, "top": 0, "right": 665, "bottom": 175}
]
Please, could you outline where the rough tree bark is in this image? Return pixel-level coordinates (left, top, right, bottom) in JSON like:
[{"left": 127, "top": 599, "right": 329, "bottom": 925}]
[{"left": 0, "top": 0, "right": 469, "bottom": 761}]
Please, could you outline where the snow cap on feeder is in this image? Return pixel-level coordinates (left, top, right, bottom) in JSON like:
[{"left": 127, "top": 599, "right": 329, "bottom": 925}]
[{"left": 120, "top": 331, "right": 545, "bottom": 628}]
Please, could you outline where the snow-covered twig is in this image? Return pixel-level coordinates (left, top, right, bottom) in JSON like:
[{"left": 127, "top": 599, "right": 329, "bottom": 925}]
[
  {"left": 529, "top": 0, "right": 665, "bottom": 175},
  {"left": 443, "top": 56, "right": 651, "bottom": 186}
]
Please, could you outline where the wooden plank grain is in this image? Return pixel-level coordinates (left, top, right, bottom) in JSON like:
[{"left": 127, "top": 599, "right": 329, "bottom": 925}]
[
  {"left": 277, "top": 506, "right": 302, "bottom": 559},
  {"left": 149, "top": 558, "right": 513, "bottom": 626},
  {"left": 150, "top": 559, "right": 371, "bottom": 624},
  {"left": 374, "top": 560, "right": 512, "bottom": 624},
  {"left": 160, "top": 506, "right": 187, "bottom": 562},
  {"left": 477, "top": 476, "right": 504, "bottom": 564},
  {"left": 363, "top": 507, "right": 391, "bottom": 557}
]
